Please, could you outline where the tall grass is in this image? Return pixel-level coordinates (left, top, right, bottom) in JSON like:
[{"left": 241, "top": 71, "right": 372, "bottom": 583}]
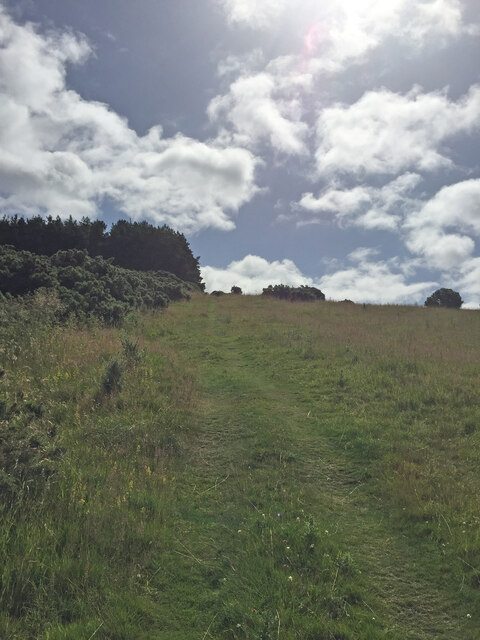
[{"left": 1, "top": 293, "right": 479, "bottom": 638}]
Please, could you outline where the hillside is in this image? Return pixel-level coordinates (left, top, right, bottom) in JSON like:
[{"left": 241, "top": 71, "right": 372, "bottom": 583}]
[{"left": 1, "top": 294, "right": 479, "bottom": 638}]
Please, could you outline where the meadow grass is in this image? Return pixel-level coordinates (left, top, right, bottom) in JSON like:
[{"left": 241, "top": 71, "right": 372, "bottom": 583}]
[{"left": 0, "top": 293, "right": 479, "bottom": 638}]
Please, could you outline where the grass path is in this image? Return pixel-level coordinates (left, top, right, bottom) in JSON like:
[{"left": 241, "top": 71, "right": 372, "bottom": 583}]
[
  {"left": 2, "top": 293, "right": 478, "bottom": 639},
  {"left": 157, "top": 295, "right": 476, "bottom": 639}
]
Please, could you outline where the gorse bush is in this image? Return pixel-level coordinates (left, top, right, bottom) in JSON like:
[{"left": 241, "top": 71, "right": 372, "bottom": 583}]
[
  {"left": 262, "top": 284, "right": 325, "bottom": 302},
  {"left": 0, "top": 245, "right": 199, "bottom": 324}
]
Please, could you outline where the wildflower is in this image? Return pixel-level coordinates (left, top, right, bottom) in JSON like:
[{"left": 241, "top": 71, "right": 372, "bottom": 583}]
[
  {"left": 467, "top": 614, "right": 472, "bottom": 619},
  {"left": 286, "top": 546, "right": 290, "bottom": 550},
  {"left": 277, "top": 513, "right": 281, "bottom": 517},
  {"left": 288, "top": 576, "right": 293, "bottom": 581},
  {"left": 238, "top": 529, "right": 242, "bottom": 533}
]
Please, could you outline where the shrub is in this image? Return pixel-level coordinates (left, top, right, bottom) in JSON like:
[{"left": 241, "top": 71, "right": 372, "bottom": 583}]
[
  {"left": 100, "top": 357, "right": 125, "bottom": 395},
  {"left": 424, "top": 288, "right": 463, "bottom": 309},
  {"left": 230, "top": 286, "right": 242, "bottom": 295},
  {"left": 262, "top": 284, "right": 325, "bottom": 302},
  {"left": 0, "top": 246, "right": 198, "bottom": 324},
  {"left": 210, "top": 290, "right": 225, "bottom": 296},
  {"left": 121, "top": 336, "right": 144, "bottom": 368}
]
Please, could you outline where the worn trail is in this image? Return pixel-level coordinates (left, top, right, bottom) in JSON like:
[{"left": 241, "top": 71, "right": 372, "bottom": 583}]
[{"left": 165, "top": 296, "right": 469, "bottom": 639}]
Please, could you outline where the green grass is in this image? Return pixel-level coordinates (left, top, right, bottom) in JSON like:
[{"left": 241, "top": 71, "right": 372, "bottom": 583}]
[{"left": 1, "top": 293, "right": 479, "bottom": 638}]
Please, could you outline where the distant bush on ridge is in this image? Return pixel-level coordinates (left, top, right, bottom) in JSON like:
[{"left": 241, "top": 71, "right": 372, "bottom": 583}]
[
  {"left": 262, "top": 284, "right": 325, "bottom": 302},
  {"left": 424, "top": 288, "right": 463, "bottom": 309}
]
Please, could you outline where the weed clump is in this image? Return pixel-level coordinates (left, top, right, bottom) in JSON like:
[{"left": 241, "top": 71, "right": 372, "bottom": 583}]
[
  {"left": 100, "top": 357, "right": 125, "bottom": 396},
  {"left": 0, "top": 398, "right": 61, "bottom": 502},
  {"left": 121, "top": 336, "right": 145, "bottom": 368}
]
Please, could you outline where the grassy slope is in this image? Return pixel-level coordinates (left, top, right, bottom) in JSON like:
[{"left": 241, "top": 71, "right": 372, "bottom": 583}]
[{"left": 1, "top": 294, "right": 479, "bottom": 638}]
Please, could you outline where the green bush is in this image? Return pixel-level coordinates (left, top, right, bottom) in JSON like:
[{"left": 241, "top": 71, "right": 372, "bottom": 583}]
[
  {"left": 424, "top": 288, "right": 463, "bottom": 308},
  {"left": 100, "top": 357, "right": 125, "bottom": 396},
  {"left": 262, "top": 284, "right": 325, "bottom": 302},
  {"left": 0, "top": 246, "right": 199, "bottom": 324}
]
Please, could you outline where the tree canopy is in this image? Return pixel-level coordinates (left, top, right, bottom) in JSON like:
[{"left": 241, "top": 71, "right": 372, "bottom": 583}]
[{"left": 0, "top": 216, "right": 204, "bottom": 289}]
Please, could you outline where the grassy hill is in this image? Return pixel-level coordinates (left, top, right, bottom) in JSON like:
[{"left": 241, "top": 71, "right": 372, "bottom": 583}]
[{"left": 1, "top": 293, "right": 479, "bottom": 638}]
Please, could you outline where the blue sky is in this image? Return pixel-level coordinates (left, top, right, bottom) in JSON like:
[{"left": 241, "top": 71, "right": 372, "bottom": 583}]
[{"left": 1, "top": 0, "right": 479, "bottom": 305}]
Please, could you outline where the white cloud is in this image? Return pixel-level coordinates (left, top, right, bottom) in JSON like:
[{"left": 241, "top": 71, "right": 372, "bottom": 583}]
[
  {"left": 406, "top": 0, "right": 478, "bottom": 44},
  {"left": 298, "top": 173, "right": 421, "bottom": 230},
  {"left": 0, "top": 8, "right": 260, "bottom": 231},
  {"left": 406, "top": 228, "right": 475, "bottom": 270},
  {"left": 201, "top": 250, "right": 435, "bottom": 305},
  {"left": 405, "top": 178, "right": 480, "bottom": 270},
  {"left": 457, "top": 257, "right": 480, "bottom": 308},
  {"left": 212, "top": 0, "right": 478, "bottom": 160},
  {"left": 217, "top": 0, "right": 288, "bottom": 29},
  {"left": 315, "top": 86, "right": 480, "bottom": 177},
  {"left": 318, "top": 249, "right": 436, "bottom": 304},
  {"left": 217, "top": 49, "right": 264, "bottom": 78},
  {"left": 208, "top": 72, "right": 308, "bottom": 155},
  {"left": 201, "top": 254, "right": 311, "bottom": 293},
  {"left": 406, "top": 179, "right": 480, "bottom": 235}
]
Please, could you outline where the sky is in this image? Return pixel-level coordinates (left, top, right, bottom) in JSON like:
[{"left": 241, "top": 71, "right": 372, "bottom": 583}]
[{"left": 0, "top": 0, "right": 479, "bottom": 305}]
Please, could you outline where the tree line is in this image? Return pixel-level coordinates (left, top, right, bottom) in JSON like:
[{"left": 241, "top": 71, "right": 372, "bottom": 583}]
[{"left": 0, "top": 216, "right": 204, "bottom": 288}]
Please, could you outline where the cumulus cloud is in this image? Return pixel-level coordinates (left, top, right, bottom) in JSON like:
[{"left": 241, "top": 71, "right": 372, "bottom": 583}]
[
  {"left": 218, "top": 0, "right": 475, "bottom": 52},
  {"left": 201, "top": 250, "right": 435, "bottom": 304},
  {"left": 298, "top": 173, "right": 421, "bottom": 230},
  {"left": 208, "top": 72, "right": 308, "bottom": 155},
  {"left": 457, "top": 257, "right": 480, "bottom": 308},
  {"left": 315, "top": 86, "right": 480, "bottom": 176},
  {"left": 318, "top": 249, "right": 436, "bottom": 304},
  {"left": 212, "top": 0, "right": 477, "bottom": 160},
  {"left": 404, "top": 179, "right": 480, "bottom": 270},
  {"left": 217, "top": 0, "right": 288, "bottom": 29},
  {"left": 406, "top": 179, "right": 480, "bottom": 235},
  {"left": 0, "top": 8, "right": 260, "bottom": 231},
  {"left": 201, "top": 255, "right": 311, "bottom": 293}
]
